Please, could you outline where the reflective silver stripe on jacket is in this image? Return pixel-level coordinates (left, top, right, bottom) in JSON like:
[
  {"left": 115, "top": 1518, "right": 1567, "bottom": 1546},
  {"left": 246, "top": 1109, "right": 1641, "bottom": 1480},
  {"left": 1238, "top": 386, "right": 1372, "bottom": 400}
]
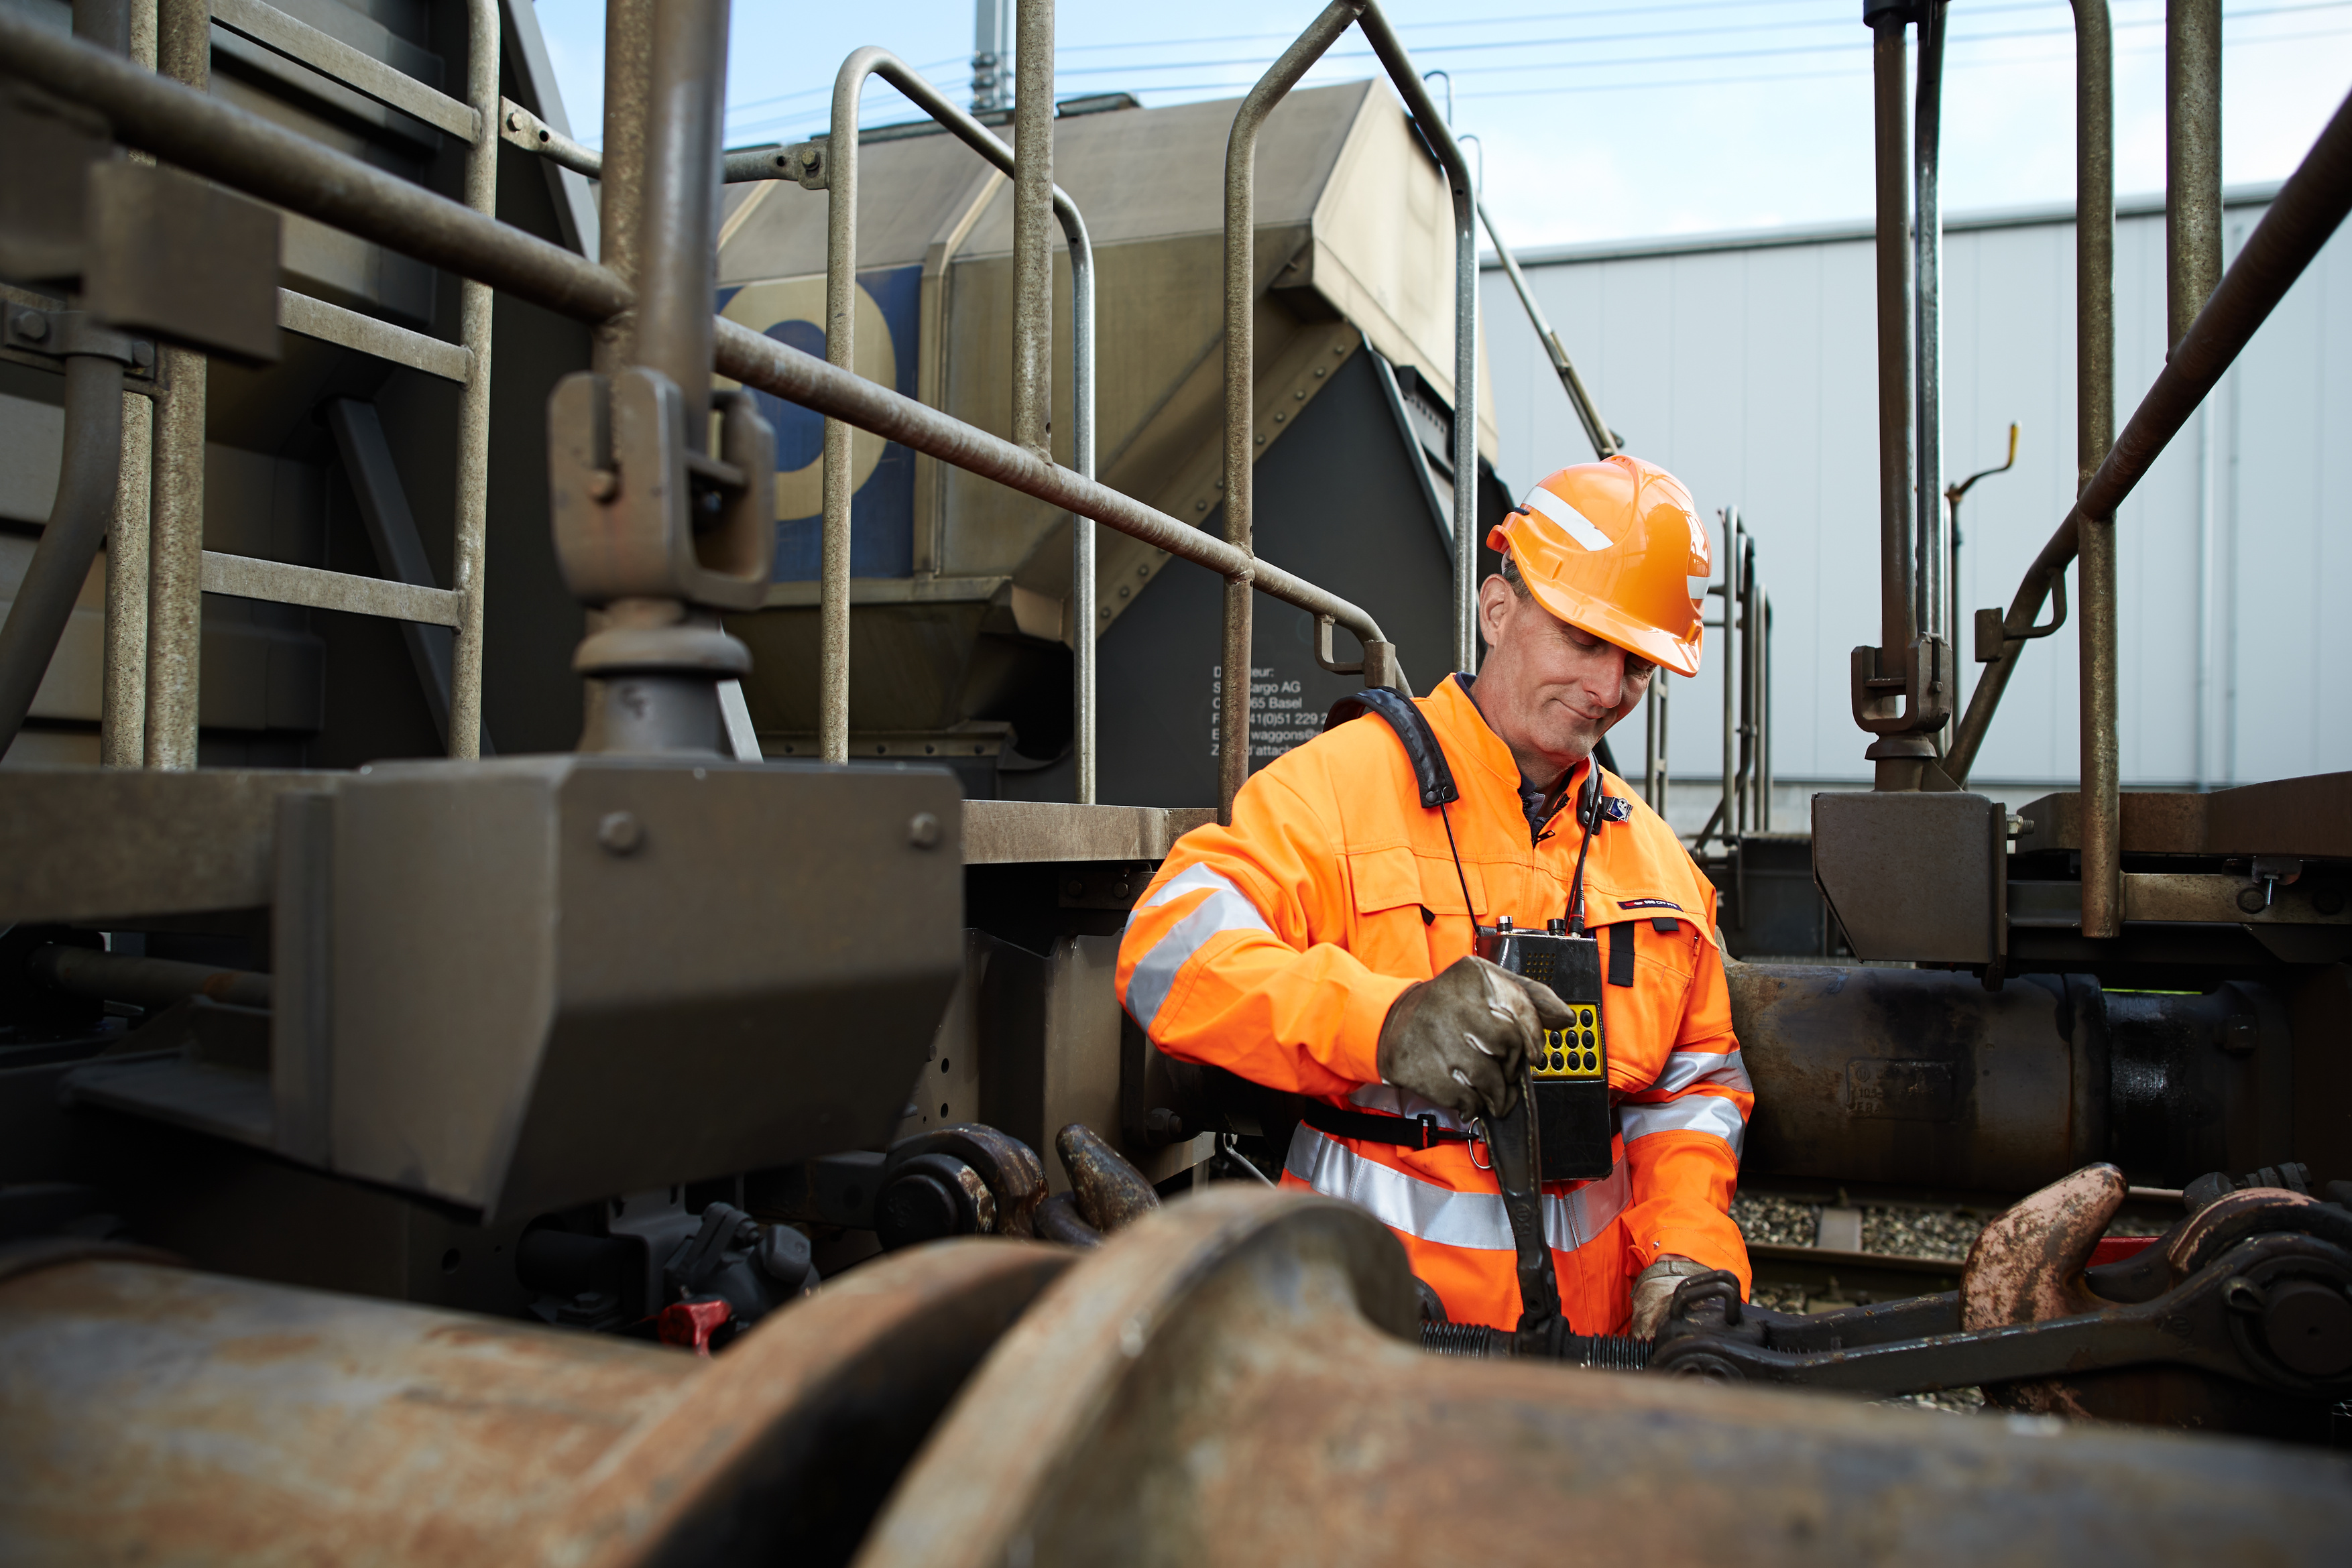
[
  {"left": 1647, "top": 1047, "right": 1753, "bottom": 1097},
  {"left": 1285, "top": 1124, "right": 1630, "bottom": 1252},
  {"left": 1619, "top": 1093, "right": 1747, "bottom": 1155},
  {"left": 1122, "top": 864, "right": 1274, "bottom": 1032}
]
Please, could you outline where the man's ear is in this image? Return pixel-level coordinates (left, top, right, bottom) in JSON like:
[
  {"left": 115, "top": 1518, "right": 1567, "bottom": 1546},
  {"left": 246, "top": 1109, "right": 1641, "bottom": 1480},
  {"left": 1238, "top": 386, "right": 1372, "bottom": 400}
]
[{"left": 1476, "top": 575, "right": 1515, "bottom": 646}]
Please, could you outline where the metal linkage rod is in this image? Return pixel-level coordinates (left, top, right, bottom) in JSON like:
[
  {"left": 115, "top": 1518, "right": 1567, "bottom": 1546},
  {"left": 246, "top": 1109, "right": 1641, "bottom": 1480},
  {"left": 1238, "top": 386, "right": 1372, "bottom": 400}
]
[
  {"left": 1479, "top": 194, "right": 1615, "bottom": 461},
  {"left": 1222, "top": 0, "right": 1362, "bottom": 821},
  {"left": 1356, "top": 1, "right": 1481, "bottom": 676},
  {"left": 1949, "top": 82, "right": 2352, "bottom": 784},
  {"left": 710, "top": 319, "right": 1392, "bottom": 658},
  {"left": 817, "top": 48, "right": 1098, "bottom": 783},
  {"left": 0, "top": 355, "right": 126, "bottom": 753}
]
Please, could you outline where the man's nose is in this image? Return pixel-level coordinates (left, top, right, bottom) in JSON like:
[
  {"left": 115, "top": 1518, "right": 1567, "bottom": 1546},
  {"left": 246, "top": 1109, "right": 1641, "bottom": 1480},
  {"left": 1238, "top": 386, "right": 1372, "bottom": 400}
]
[{"left": 1582, "top": 646, "right": 1626, "bottom": 710}]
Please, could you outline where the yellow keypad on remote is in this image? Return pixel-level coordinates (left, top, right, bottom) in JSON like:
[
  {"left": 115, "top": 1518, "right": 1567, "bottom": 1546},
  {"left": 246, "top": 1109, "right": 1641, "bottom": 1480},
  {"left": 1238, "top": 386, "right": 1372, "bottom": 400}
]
[{"left": 1533, "top": 1004, "right": 1605, "bottom": 1079}]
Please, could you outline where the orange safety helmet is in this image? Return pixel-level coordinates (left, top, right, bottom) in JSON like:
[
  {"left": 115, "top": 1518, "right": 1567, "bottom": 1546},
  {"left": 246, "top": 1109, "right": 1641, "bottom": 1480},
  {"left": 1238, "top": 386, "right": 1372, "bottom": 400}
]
[{"left": 1486, "top": 455, "right": 1712, "bottom": 678}]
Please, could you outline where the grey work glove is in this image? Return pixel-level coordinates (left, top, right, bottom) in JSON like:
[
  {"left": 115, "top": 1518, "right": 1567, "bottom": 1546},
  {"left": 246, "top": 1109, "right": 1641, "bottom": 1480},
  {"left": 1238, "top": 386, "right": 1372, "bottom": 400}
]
[
  {"left": 1629, "top": 1254, "right": 1714, "bottom": 1339},
  {"left": 1375, "top": 955, "right": 1573, "bottom": 1122}
]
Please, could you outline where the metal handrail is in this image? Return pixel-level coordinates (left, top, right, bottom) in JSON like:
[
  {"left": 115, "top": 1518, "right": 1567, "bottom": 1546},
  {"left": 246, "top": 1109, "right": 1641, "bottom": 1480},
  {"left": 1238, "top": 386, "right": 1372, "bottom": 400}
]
[
  {"left": 1215, "top": 0, "right": 1475, "bottom": 817},
  {"left": 815, "top": 48, "right": 1096, "bottom": 787},
  {"left": 0, "top": 11, "right": 1395, "bottom": 775}
]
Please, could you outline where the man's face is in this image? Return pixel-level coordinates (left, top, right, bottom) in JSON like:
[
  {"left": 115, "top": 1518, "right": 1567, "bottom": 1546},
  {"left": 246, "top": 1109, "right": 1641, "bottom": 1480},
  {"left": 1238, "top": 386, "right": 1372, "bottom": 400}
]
[{"left": 1475, "top": 574, "right": 1654, "bottom": 778}]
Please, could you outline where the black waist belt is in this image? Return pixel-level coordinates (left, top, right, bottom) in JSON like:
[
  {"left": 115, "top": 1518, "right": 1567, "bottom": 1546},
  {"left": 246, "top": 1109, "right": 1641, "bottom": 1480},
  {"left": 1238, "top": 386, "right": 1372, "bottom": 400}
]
[{"left": 1301, "top": 1101, "right": 1472, "bottom": 1150}]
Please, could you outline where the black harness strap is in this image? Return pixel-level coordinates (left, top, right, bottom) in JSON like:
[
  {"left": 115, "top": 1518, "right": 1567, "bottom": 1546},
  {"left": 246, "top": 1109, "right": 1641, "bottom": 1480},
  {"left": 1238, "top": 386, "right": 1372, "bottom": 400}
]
[
  {"left": 1301, "top": 1100, "right": 1472, "bottom": 1150},
  {"left": 1608, "top": 920, "right": 1637, "bottom": 987},
  {"left": 1324, "top": 686, "right": 1459, "bottom": 806}
]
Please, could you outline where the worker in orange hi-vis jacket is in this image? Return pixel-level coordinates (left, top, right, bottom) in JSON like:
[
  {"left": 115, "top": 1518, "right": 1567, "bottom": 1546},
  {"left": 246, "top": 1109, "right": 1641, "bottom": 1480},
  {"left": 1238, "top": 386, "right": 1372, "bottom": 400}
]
[{"left": 1116, "top": 455, "right": 1751, "bottom": 1335}]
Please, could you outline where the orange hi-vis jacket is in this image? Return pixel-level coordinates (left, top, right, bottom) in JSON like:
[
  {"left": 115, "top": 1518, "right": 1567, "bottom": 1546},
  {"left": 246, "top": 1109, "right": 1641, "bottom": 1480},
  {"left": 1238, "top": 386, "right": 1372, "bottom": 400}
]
[{"left": 1115, "top": 674, "right": 1752, "bottom": 1333}]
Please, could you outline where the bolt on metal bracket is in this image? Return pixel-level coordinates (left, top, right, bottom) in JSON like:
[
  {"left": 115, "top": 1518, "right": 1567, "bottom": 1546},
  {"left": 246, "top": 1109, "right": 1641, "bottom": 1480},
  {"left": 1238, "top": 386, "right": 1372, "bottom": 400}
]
[{"left": 3, "top": 306, "right": 152, "bottom": 374}]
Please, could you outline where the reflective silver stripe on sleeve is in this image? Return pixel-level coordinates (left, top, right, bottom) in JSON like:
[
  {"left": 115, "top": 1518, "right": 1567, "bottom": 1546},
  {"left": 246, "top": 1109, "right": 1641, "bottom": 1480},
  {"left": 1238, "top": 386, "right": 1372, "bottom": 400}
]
[
  {"left": 1284, "top": 1124, "right": 1629, "bottom": 1253},
  {"left": 1619, "top": 1093, "right": 1747, "bottom": 1156},
  {"left": 1122, "top": 864, "right": 1275, "bottom": 1033},
  {"left": 1647, "top": 1048, "right": 1752, "bottom": 1097}
]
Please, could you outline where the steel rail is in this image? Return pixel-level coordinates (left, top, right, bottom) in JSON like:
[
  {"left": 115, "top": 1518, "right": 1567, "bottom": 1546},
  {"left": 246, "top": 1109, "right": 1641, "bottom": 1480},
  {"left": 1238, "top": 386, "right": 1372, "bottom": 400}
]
[
  {"left": 1222, "top": 0, "right": 1362, "bottom": 821},
  {"left": 817, "top": 49, "right": 1097, "bottom": 786},
  {"left": 1478, "top": 193, "right": 1615, "bottom": 461},
  {"left": 1948, "top": 81, "right": 2352, "bottom": 784},
  {"left": 0, "top": 355, "right": 126, "bottom": 752},
  {"left": 0, "top": 15, "right": 1386, "bottom": 737}
]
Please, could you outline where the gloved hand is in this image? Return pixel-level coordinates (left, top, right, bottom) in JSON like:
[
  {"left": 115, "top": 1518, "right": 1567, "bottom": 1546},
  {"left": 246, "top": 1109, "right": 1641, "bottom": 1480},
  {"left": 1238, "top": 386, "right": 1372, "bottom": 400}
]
[
  {"left": 1629, "top": 1254, "right": 1714, "bottom": 1338},
  {"left": 1375, "top": 955, "right": 1573, "bottom": 1122}
]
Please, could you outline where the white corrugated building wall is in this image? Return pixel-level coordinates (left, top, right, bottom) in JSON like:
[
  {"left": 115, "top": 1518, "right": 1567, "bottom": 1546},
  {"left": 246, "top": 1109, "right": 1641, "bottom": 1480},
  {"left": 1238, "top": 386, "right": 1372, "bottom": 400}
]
[{"left": 1479, "top": 187, "right": 2351, "bottom": 829}]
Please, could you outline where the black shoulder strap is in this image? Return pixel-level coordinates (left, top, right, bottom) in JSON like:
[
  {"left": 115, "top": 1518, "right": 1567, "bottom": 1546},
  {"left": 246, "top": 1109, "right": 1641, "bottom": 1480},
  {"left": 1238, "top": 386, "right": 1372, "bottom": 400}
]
[{"left": 1324, "top": 686, "right": 1458, "bottom": 808}]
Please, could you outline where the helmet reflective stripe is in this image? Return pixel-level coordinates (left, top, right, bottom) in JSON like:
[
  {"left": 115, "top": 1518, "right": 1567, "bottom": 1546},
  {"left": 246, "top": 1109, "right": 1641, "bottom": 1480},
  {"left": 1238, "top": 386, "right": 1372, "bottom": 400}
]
[{"left": 1519, "top": 484, "right": 1614, "bottom": 553}]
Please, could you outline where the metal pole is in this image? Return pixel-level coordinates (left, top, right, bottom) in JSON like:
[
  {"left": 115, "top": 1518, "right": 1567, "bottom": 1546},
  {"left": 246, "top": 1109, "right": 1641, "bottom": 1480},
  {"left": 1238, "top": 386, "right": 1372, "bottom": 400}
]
[
  {"left": 1914, "top": 1, "right": 1948, "bottom": 658},
  {"left": 0, "top": 355, "right": 126, "bottom": 753},
  {"left": 142, "top": 0, "right": 207, "bottom": 770},
  {"left": 1655, "top": 670, "right": 1669, "bottom": 819},
  {"left": 1356, "top": 1, "right": 1479, "bottom": 676},
  {"left": 101, "top": 0, "right": 153, "bottom": 768},
  {"left": 2079, "top": 0, "right": 2122, "bottom": 937},
  {"left": 2168, "top": 0, "right": 2224, "bottom": 349},
  {"left": 1950, "top": 85, "right": 2352, "bottom": 785},
  {"left": 1069, "top": 199, "right": 1096, "bottom": 803},
  {"left": 102, "top": 389, "right": 151, "bottom": 766},
  {"left": 635, "top": 0, "right": 721, "bottom": 444},
  {"left": 1871, "top": 9, "right": 1916, "bottom": 705},
  {"left": 1719, "top": 509, "right": 1737, "bottom": 851},
  {"left": 1643, "top": 671, "right": 1658, "bottom": 810},
  {"left": 445, "top": 0, "right": 497, "bottom": 760},
  {"left": 594, "top": 0, "right": 651, "bottom": 375},
  {"left": 1478, "top": 194, "right": 1615, "bottom": 461},
  {"left": 1010, "top": 0, "right": 1053, "bottom": 460},
  {"left": 1759, "top": 593, "right": 1773, "bottom": 832},
  {"left": 1741, "top": 536, "right": 1759, "bottom": 834},
  {"left": 1221, "top": 0, "right": 1361, "bottom": 822}
]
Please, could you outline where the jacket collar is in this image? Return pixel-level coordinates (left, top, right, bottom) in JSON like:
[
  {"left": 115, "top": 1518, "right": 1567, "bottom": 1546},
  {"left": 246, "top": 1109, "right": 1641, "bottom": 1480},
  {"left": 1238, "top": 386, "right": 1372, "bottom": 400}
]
[{"left": 1425, "top": 672, "right": 1591, "bottom": 807}]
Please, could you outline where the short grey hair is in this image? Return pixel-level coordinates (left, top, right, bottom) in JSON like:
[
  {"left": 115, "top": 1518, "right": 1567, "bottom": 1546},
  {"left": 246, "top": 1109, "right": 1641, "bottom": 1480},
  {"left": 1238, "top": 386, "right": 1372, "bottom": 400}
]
[{"left": 1498, "top": 550, "right": 1532, "bottom": 598}]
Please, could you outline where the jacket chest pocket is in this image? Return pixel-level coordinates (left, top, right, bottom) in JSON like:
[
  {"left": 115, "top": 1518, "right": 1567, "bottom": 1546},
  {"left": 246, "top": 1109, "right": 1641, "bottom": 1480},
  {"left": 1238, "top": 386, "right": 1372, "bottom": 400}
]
[{"left": 1345, "top": 845, "right": 1474, "bottom": 975}]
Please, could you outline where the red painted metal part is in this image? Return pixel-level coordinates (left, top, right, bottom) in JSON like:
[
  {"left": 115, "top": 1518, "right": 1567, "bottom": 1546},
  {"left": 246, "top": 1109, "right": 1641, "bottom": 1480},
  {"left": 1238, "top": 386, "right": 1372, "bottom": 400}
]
[{"left": 658, "top": 1296, "right": 732, "bottom": 1355}]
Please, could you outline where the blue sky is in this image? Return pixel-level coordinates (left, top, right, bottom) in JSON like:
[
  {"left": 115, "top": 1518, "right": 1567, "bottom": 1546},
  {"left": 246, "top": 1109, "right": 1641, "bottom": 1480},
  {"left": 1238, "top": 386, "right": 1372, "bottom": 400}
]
[{"left": 528, "top": 0, "right": 2352, "bottom": 248}]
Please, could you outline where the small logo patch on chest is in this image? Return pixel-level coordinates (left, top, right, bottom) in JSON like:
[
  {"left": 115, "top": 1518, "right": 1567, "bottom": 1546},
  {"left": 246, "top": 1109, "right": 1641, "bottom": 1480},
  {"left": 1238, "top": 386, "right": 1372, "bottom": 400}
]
[{"left": 1616, "top": 897, "right": 1684, "bottom": 912}]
